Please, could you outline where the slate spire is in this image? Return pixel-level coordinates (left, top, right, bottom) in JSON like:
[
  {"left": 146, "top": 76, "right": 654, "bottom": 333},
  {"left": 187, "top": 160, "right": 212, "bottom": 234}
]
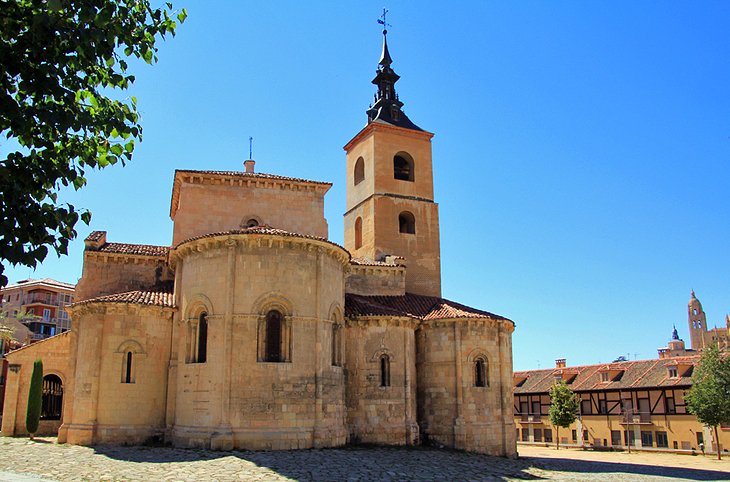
[{"left": 366, "top": 27, "right": 422, "bottom": 131}]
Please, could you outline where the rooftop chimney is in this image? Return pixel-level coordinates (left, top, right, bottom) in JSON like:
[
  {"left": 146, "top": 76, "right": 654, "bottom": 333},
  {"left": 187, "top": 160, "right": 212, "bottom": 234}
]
[
  {"left": 244, "top": 160, "right": 255, "bottom": 173},
  {"left": 555, "top": 358, "right": 566, "bottom": 368}
]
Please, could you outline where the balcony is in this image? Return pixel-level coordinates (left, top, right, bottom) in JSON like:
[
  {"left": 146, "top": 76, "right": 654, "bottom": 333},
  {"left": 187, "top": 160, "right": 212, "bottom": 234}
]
[
  {"left": 519, "top": 413, "right": 543, "bottom": 424},
  {"left": 23, "top": 293, "right": 60, "bottom": 306},
  {"left": 619, "top": 411, "right": 652, "bottom": 425}
]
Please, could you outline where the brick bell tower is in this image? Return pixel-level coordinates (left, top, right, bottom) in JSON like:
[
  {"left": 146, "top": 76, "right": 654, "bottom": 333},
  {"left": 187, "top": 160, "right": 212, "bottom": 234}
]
[
  {"left": 688, "top": 290, "right": 708, "bottom": 350},
  {"left": 343, "top": 26, "right": 441, "bottom": 297}
]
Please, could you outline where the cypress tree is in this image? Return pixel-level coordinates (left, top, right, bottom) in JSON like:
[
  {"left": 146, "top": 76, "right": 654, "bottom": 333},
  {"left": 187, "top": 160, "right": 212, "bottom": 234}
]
[{"left": 25, "top": 359, "right": 43, "bottom": 440}]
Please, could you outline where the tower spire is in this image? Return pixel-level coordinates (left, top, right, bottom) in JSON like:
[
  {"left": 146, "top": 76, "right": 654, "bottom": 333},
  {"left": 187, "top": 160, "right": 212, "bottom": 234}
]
[{"left": 366, "top": 11, "right": 422, "bottom": 131}]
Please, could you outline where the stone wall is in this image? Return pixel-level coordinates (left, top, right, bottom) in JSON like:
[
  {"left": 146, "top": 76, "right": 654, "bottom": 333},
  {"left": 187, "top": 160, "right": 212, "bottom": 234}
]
[
  {"left": 1, "top": 331, "right": 71, "bottom": 437},
  {"left": 62, "top": 304, "right": 174, "bottom": 445},
  {"left": 171, "top": 172, "right": 330, "bottom": 246},
  {"left": 76, "top": 252, "right": 166, "bottom": 301},
  {"left": 344, "top": 318, "right": 418, "bottom": 446},
  {"left": 345, "top": 264, "right": 406, "bottom": 296},
  {"left": 416, "top": 318, "right": 516, "bottom": 456},
  {"left": 169, "top": 232, "right": 349, "bottom": 450}
]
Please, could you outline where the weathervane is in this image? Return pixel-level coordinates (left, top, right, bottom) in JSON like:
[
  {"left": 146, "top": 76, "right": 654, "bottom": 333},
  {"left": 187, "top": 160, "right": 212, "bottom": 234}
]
[{"left": 377, "top": 8, "right": 391, "bottom": 34}]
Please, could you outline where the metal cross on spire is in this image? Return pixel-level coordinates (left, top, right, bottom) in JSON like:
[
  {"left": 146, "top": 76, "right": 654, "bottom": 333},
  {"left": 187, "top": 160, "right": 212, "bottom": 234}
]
[{"left": 377, "top": 8, "right": 391, "bottom": 34}]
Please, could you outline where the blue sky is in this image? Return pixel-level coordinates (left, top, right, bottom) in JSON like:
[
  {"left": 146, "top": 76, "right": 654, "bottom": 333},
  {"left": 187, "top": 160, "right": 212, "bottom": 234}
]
[{"left": 4, "top": 2, "right": 729, "bottom": 371}]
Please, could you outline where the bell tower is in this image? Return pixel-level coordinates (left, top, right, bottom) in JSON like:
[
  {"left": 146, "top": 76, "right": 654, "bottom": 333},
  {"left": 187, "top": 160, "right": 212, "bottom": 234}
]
[
  {"left": 688, "top": 290, "right": 707, "bottom": 350},
  {"left": 343, "top": 27, "right": 441, "bottom": 297}
]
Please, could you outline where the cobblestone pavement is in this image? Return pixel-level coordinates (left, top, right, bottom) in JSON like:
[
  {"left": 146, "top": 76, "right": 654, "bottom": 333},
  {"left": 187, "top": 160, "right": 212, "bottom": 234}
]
[{"left": 1, "top": 437, "right": 729, "bottom": 481}]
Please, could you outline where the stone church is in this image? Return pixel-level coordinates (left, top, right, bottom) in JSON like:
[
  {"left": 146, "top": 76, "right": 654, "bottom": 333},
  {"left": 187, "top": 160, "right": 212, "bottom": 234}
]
[{"left": 1, "top": 31, "right": 516, "bottom": 456}]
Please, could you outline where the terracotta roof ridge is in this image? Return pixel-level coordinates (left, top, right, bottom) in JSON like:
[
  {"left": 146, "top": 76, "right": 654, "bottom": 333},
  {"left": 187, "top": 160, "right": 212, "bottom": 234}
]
[
  {"left": 174, "top": 169, "right": 332, "bottom": 186},
  {"left": 174, "top": 226, "right": 348, "bottom": 254},
  {"left": 74, "top": 282, "right": 174, "bottom": 308}
]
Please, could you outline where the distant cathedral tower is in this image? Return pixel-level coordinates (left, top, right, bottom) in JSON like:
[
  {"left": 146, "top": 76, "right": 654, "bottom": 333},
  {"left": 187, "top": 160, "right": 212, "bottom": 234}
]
[
  {"left": 343, "top": 27, "right": 441, "bottom": 297},
  {"left": 688, "top": 290, "right": 707, "bottom": 350}
]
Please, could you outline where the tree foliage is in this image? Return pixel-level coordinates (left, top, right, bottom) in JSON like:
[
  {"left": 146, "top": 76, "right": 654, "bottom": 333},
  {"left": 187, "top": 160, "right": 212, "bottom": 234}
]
[
  {"left": 0, "top": 0, "right": 186, "bottom": 286},
  {"left": 548, "top": 380, "right": 579, "bottom": 449},
  {"left": 686, "top": 344, "right": 730, "bottom": 459},
  {"left": 25, "top": 358, "right": 43, "bottom": 438}
]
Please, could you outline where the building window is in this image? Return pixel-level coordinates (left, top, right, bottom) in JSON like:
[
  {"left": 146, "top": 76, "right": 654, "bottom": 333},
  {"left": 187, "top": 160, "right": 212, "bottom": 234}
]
[
  {"left": 355, "top": 217, "right": 363, "bottom": 249},
  {"left": 123, "top": 351, "right": 134, "bottom": 383},
  {"left": 666, "top": 395, "right": 676, "bottom": 414},
  {"left": 380, "top": 354, "right": 391, "bottom": 387},
  {"left": 693, "top": 309, "right": 697, "bottom": 315},
  {"left": 581, "top": 399, "right": 592, "bottom": 415},
  {"left": 393, "top": 153, "right": 414, "bottom": 181},
  {"left": 641, "top": 431, "right": 653, "bottom": 447},
  {"left": 398, "top": 211, "right": 415, "bottom": 234},
  {"left": 544, "top": 428, "right": 553, "bottom": 443},
  {"left": 534, "top": 428, "right": 543, "bottom": 442},
  {"left": 265, "top": 310, "right": 283, "bottom": 362},
  {"left": 598, "top": 399, "right": 607, "bottom": 414},
  {"left": 331, "top": 323, "right": 343, "bottom": 367},
  {"left": 188, "top": 312, "right": 208, "bottom": 364},
  {"left": 474, "top": 357, "right": 488, "bottom": 387},
  {"left": 656, "top": 431, "right": 668, "bottom": 448},
  {"left": 521, "top": 428, "right": 529, "bottom": 442},
  {"left": 583, "top": 430, "right": 589, "bottom": 442},
  {"left": 611, "top": 430, "right": 621, "bottom": 446},
  {"left": 571, "top": 429, "right": 577, "bottom": 442},
  {"left": 354, "top": 157, "right": 365, "bottom": 185},
  {"left": 42, "top": 308, "right": 51, "bottom": 321},
  {"left": 41, "top": 375, "right": 63, "bottom": 420},
  {"left": 668, "top": 367, "right": 678, "bottom": 378}
]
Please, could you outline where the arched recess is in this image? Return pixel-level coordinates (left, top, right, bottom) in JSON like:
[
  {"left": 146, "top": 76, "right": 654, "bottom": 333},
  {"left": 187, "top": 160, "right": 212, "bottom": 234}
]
[
  {"left": 467, "top": 348, "right": 489, "bottom": 388},
  {"left": 240, "top": 214, "right": 262, "bottom": 228},
  {"left": 185, "top": 294, "right": 214, "bottom": 364},
  {"left": 329, "top": 303, "right": 344, "bottom": 367},
  {"left": 116, "top": 340, "right": 146, "bottom": 383},
  {"left": 253, "top": 292, "right": 294, "bottom": 363},
  {"left": 399, "top": 211, "right": 415, "bottom": 234},
  {"left": 393, "top": 152, "right": 415, "bottom": 181},
  {"left": 354, "top": 217, "right": 363, "bottom": 249},
  {"left": 354, "top": 157, "right": 365, "bottom": 185},
  {"left": 41, "top": 374, "right": 63, "bottom": 420}
]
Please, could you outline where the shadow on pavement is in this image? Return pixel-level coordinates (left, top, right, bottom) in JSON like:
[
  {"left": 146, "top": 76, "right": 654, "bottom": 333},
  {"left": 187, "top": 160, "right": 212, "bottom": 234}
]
[{"left": 523, "top": 455, "right": 730, "bottom": 481}]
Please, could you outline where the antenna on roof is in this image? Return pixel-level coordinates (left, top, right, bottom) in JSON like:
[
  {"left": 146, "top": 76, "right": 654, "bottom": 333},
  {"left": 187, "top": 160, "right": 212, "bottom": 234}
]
[{"left": 249, "top": 136, "right": 253, "bottom": 160}]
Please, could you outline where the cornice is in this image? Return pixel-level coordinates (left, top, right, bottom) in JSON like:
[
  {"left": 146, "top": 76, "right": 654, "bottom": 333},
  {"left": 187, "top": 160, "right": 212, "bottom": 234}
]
[
  {"left": 169, "top": 233, "right": 350, "bottom": 269},
  {"left": 343, "top": 122, "right": 434, "bottom": 152}
]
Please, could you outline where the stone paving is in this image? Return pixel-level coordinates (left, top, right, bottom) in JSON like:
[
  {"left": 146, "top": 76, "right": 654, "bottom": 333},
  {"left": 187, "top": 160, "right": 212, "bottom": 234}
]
[{"left": 1, "top": 437, "right": 729, "bottom": 481}]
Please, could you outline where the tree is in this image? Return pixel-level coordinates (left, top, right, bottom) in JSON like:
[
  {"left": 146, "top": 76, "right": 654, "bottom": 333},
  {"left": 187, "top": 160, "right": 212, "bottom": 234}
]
[
  {"left": 0, "top": 0, "right": 187, "bottom": 287},
  {"left": 25, "top": 358, "right": 43, "bottom": 439},
  {"left": 685, "top": 344, "right": 730, "bottom": 460},
  {"left": 548, "top": 380, "right": 579, "bottom": 450}
]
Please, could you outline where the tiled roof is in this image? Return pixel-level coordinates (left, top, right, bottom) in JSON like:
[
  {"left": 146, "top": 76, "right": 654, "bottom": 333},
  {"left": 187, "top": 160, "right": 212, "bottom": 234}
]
[
  {"left": 175, "top": 226, "right": 348, "bottom": 253},
  {"left": 175, "top": 169, "right": 332, "bottom": 186},
  {"left": 514, "top": 356, "right": 700, "bottom": 394},
  {"left": 92, "top": 242, "right": 169, "bottom": 257},
  {"left": 75, "top": 282, "right": 175, "bottom": 308},
  {"left": 3, "top": 278, "right": 76, "bottom": 290},
  {"left": 350, "top": 258, "right": 399, "bottom": 267},
  {"left": 345, "top": 293, "right": 511, "bottom": 322},
  {"left": 85, "top": 231, "right": 105, "bottom": 242}
]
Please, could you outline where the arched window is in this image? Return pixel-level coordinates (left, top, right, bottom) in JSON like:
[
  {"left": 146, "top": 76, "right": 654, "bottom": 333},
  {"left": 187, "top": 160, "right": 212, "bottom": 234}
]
[
  {"left": 393, "top": 153, "right": 414, "bottom": 181},
  {"left": 41, "top": 374, "right": 63, "bottom": 420},
  {"left": 188, "top": 312, "right": 208, "bottom": 364},
  {"left": 265, "top": 310, "right": 283, "bottom": 362},
  {"left": 475, "top": 357, "right": 488, "bottom": 387},
  {"left": 380, "top": 354, "right": 391, "bottom": 387},
  {"left": 197, "top": 312, "right": 208, "bottom": 363},
  {"left": 245, "top": 218, "right": 259, "bottom": 228},
  {"left": 354, "top": 157, "right": 365, "bottom": 185},
  {"left": 123, "top": 351, "right": 134, "bottom": 383},
  {"left": 331, "top": 323, "right": 343, "bottom": 367},
  {"left": 399, "top": 211, "right": 415, "bottom": 234},
  {"left": 354, "top": 217, "right": 363, "bottom": 249}
]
